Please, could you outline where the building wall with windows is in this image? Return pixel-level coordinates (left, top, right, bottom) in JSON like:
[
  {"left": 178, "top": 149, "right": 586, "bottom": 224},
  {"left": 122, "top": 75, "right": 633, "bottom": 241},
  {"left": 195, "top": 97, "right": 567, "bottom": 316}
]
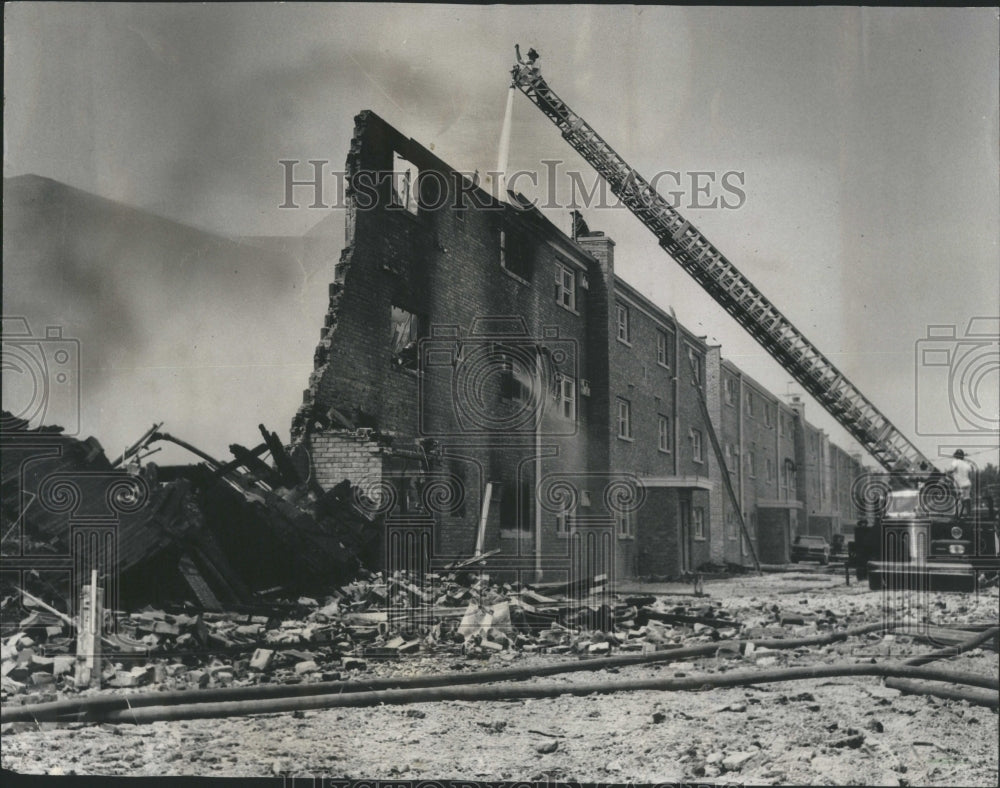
[
  {"left": 601, "top": 275, "right": 716, "bottom": 578},
  {"left": 292, "top": 110, "right": 868, "bottom": 580},
  {"left": 292, "top": 111, "right": 613, "bottom": 584},
  {"left": 717, "top": 361, "right": 805, "bottom": 565}
]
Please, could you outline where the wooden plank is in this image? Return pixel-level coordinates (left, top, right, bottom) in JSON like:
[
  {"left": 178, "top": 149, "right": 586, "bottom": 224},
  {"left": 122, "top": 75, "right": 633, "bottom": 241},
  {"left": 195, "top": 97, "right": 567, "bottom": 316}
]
[
  {"left": 258, "top": 424, "right": 301, "bottom": 488},
  {"left": 178, "top": 554, "right": 223, "bottom": 611},
  {"left": 475, "top": 482, "right": 492, "bottom": 557}
]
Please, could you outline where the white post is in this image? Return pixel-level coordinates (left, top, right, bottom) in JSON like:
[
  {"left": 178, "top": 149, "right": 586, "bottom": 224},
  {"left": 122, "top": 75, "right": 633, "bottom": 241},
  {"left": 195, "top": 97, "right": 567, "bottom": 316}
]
[{"left": 75, "top": 569, "right": 102, "bottom": 689}]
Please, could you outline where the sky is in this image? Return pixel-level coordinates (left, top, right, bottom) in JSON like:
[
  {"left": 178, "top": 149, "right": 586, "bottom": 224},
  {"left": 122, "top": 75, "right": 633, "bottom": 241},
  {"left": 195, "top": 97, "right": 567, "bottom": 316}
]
[{"left": 3, "top": 4, "right": 999, "bottom": 469}]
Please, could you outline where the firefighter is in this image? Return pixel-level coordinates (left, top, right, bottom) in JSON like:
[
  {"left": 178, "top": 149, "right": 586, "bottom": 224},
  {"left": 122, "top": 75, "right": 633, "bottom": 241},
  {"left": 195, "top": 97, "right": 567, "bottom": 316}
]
[
  {"left": 515, "top": 45, "right": 541, "bottom": 80},
  {"left": 947, "top": 449, "right": 974, "bottom": 517}
]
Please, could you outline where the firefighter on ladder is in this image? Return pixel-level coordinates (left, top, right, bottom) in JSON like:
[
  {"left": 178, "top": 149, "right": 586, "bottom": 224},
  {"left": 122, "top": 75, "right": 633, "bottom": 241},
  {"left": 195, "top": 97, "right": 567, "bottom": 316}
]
[{"left": 514, "top": 45, "right": 541, "bottom": 81}]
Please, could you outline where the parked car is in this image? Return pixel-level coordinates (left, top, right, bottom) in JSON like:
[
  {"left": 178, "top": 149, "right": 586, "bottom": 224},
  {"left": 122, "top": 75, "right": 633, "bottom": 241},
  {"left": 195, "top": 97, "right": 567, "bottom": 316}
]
[{"left": 790, "top": 535, "right": 831, "bottom": 565}]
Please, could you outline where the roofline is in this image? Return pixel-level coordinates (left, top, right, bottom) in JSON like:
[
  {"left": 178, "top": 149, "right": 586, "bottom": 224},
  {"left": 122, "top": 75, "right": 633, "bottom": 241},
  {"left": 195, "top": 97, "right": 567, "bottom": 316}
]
[{"left": 612, "top": 275, "right": 708, "bottom": 350}]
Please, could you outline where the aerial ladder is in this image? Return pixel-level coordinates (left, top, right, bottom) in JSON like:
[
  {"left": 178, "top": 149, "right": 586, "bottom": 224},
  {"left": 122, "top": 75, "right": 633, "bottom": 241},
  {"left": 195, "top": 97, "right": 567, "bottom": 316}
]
[{"left": 510, "top": 48, "right": 936, "bottom": 476}]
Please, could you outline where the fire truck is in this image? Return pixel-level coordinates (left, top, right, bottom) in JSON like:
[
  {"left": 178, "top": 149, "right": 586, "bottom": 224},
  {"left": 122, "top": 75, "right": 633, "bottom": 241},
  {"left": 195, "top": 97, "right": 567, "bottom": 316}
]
[{"left": 851, "top": 482, "right": 999, "bottom": 592}]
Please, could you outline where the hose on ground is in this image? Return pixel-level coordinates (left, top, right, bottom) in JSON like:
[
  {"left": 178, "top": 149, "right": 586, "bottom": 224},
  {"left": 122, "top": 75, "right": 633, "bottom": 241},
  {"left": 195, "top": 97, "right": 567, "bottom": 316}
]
[
  {"left": 3, "top": 621, "right": 890, "bottom": 724},
  {"left": 903, "top": 626, "right": 999, "bottom": 667},
  {"left": 882, "top": 680, "right": 998, "bottom": 708},
  {"left": 73, "top": 663, "right": 1000, "bottom": 725},
  {"left": 882, "top": 626, "right": 1000, "bottom": 705}
]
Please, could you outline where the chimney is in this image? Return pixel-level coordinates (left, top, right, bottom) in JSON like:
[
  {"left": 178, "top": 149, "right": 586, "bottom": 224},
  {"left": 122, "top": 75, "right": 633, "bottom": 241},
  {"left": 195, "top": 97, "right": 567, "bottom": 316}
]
[
  {"left": 787, "top": 393, "right": 805, "bottom": 419},
  {"left": 576, "top": 230, "right": 615, "bottom": 283}
]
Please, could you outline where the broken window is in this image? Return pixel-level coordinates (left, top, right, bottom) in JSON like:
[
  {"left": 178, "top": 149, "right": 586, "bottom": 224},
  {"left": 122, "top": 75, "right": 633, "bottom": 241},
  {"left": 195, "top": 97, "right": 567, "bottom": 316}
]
[
  {"left": 784, "top": 459, "right": 796, "bottom": 499},
  {"left": 555, "top": 510, "right": 573, "bottom": 536},
  {"left": 554, "top": 263, "right": 575, "bottom": 309},
  {"left": 685, "top": 344, "right": 702, "bottom": 384},
  {"left": 500, "top": 479, "right": 533, "bottom": 531},
  {"left": 616, "top": 509, "right": 633, "bottom": 539},
  {"left": 390, "top": 304, "right": 423, "bottom": 370},
  {"left": 500, "top": 353, "right": 533, "bottom": 403},
  {"left": 403, "top": 476, "right": 425, "bottom": 514},
  {"left": 558, "top": 375, "right": 576, "bottom": 420},
  {"left": 724, "top": 377, "right": 737, "bottom": 406},
  {"left": 500, "top": 227, "right": 534, "bottom": 281},
  {"left": 392, "top": 151, "right": 419, "bottom": 214}
]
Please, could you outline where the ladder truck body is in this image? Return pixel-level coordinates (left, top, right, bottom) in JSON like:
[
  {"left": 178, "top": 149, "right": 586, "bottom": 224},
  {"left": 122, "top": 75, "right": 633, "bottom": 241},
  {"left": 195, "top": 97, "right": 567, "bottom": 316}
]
[{"left": 509, "top": 51, "right": 935, "bottom": 477}]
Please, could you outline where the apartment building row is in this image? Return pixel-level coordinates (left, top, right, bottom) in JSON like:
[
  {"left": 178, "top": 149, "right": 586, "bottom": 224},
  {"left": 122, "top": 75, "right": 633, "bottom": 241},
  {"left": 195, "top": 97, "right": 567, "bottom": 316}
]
[{"left": 289, "top": 111, "right": 866, "bottom": 583}]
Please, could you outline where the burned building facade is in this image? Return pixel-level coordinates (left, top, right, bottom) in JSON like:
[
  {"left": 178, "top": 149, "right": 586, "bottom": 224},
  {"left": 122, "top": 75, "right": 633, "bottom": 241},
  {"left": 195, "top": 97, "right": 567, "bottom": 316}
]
[{"left": 291, "top": 111, "right": 866, "bottom": 580}]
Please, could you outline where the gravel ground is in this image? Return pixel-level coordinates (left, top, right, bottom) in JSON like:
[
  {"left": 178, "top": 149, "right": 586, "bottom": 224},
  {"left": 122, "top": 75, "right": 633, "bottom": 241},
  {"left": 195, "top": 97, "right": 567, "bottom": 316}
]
[{"left": 3, "top": 572, "right": 997, "bottom": 785}]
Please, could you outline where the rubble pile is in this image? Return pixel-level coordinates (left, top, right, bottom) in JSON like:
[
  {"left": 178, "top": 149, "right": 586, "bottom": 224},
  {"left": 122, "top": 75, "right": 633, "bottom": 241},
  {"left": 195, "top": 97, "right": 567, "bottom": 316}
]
[
  {"left": 0, "top": 413, "right": 385, "bottom": 614},
  {"left": 1, "top": 566, "right": 754, "bottom": 704}
]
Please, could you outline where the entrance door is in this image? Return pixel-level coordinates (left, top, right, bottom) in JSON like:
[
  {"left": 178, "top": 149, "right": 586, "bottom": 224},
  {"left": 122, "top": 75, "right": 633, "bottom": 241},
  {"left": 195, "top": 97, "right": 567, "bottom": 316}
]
[{"left": 679, "top": 499, "right": 692, "bottom": 573}]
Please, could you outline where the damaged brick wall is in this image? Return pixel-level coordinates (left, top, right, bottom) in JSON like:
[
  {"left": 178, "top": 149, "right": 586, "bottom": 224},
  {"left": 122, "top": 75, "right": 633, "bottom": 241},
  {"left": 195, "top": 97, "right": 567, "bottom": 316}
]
[
  {"left": 290, "top": 109, "right": 869, "bottom": 578},
  {"left": 307, "top": 430, "right": 384, "bottom": 491}
]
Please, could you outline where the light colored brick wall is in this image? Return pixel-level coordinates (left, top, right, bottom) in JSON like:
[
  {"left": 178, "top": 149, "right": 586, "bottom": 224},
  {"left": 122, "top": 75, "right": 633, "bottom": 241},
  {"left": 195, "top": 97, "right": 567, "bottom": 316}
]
[{"left": 307, "top": 430, "right": 384, "bottom": 490}]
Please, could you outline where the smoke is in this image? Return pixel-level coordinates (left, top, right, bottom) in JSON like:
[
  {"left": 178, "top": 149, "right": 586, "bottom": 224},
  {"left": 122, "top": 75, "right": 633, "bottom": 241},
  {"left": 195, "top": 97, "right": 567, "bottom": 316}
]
[{"left": 3, "top": 174, "right": 333, "bottom": 462}]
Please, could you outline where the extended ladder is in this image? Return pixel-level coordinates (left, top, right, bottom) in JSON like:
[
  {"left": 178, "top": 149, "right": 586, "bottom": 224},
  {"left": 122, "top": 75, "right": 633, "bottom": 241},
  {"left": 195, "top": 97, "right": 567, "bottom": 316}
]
[{"left": 511, "top": 54, "right": 933, "bottom": 474}]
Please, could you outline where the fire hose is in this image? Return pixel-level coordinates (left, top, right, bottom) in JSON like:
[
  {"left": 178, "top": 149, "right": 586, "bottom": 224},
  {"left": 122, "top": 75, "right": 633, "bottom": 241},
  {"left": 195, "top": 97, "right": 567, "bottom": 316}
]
[
  {"left": 4, "top": 623, "right": 997, "bottom": 724},
  {"left": 883, "top": 625, "right": 999, "bottom": 706},
  {"left": 4, "top": 621, "right": 889, "bottom": 723},
  {"left": 43, "top": 663, "right": 1000, "bottom": 725}
]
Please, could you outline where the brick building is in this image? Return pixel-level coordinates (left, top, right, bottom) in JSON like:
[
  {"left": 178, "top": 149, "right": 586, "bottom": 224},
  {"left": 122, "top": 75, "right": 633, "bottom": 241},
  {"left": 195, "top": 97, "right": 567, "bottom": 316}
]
[{"left": 290, "top": 110, "right": 867, "bottom": 580}]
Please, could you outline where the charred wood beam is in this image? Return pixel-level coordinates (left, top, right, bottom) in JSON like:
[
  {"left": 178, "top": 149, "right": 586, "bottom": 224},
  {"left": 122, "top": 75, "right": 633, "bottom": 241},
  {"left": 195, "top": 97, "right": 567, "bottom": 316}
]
[
  {"left": 259, "top": 424, "right": 301, "bottom": 488},
  {"left": 110, "top": 422, "right": 163, "bottom": 468},
  {"left": 149, "top": 432, "right": 226, "bottom": 469},
  {"left": 225, "top": 443, "right": 276, "bottom": 482}
]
